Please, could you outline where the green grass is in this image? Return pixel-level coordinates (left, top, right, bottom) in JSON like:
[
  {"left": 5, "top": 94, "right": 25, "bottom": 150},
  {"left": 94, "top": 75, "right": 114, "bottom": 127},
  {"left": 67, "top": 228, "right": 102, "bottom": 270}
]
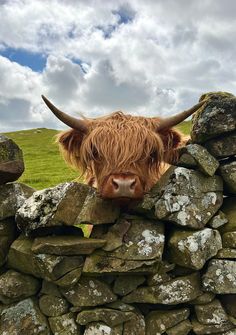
[
  {"left": 3, "top": 121, "right": 191, "bottom": 190},
  {"left": 3, "top": 128, "right": 80, "bottom": 190}
]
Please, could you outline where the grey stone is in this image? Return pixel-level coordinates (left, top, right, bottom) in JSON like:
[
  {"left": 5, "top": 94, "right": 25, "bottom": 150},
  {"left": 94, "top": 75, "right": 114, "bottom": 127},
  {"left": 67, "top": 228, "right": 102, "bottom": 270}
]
[
  {"left": 32, "top": 235, "right": 106, "bottom": 255},
  {"left": 84, "top": 322, "right": 123, "bottom": 335},
  {"left": 0, "top": 269, "right": 40, "bottom": 304},
  {"left": 76, "top": 308, "right": 134, "bottom": 326},
  {"left": 8, "top": 235, "right": 84, "bottom": 281},
  {"left": 122, "top": 272, "right": 202, "bottom": 304},
  {"left": 48, "top": 312, "right": 81, "bottom": 335},
  {"left": 106, "top": 218, "right": 165, "bottom": 261},
  {"left": 75, "top": 187, "right": 120, "bottom": 225},
  {"left": 168, "top": 228, "right": 222, "bottom": 270},
  {"left": 39, "top": 294, "right": 69, "bottom": 317},
  {"left": 40, "top": 280, "right": 62, "bottom": 297},
  {"left": 192, "top": 317, "right": 234, "bottom": 334},
  {"left": 178, "top": 144, "right": 219, "bottom": 176},
  {"left": 155, "top": 166, "right": 223, "bottom": 229},
  {"left": 83, "top": 250, "right": 159, "bottom": 275},
  {"left": 0, "top": 218, "right": 16, "bottom": 267},
  {"left": 123, "top": 312, "right": 145, "bottom": 335},
  {"left": 52, "top": 267, "right": 83, "bottom": 287},
  {"left": 221, "top": 295, "right": 236, "bottom": 318},
  {"left": 166, "top": 320, "right": 192, "bottom": 335},
  {"left": 102, "top": 219, "right": 131, "bottom": 252},
  {"left": 113, "top": 275, "right": 145, "bottom": 296},
  {"left": 219, "top": 161, "right": 236, "bottom": 194},
  {"left": 60, "top": 277, "right": 117, "bottom": 307},
  {"left": 16, "top": 182, "right": 120, "bottom": 235},
  {"left": 202, "top": 260, "right": 236, "bottom": 294},
  {"left": 216, "top": 248, "right": 236, "bottom": 259},
  {"left": 195, "top": 299, "right": 229, "bottom": 325},
  {"left": 0, "top": 298, "right": 50, "bottom": 335},
  {"left": 0, "top": 135, "right": 24, "bottom": 184},
  {"left": 191, "top": 92, "right": 236, "bottom": 143},
  {"left": 205, "top": 131, "right": 236, "bottom": 158},
  {"left": 222, "top": 232, "right": 236, "bottom": 248},
  {"left": 220, "top": 197, "right": 236, "bottom": 233},
  {"left": 0, "top": 183, "right": 34, "bottom": 220},
  {"left": 145, "top": 308, "right": 190, "bottom": 335},
  {"left": 190, "top": 292, "right": 215, "bottom": 305},
  {"left": 208, "top": 211, "right": 228, "bottom": 229}
]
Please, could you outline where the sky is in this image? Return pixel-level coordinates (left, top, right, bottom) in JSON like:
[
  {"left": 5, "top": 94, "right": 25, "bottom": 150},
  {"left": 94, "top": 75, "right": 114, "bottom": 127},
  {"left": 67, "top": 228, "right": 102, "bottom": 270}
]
[{"left": 0, "top": 0, "right": 236, "bottom": 132}]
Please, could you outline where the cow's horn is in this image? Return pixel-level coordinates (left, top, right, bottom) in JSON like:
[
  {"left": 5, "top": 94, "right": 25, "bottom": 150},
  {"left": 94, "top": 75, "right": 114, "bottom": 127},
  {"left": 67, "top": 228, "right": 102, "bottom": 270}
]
[
  {"left": 157, "top": 100, "right": 207, "bottom": 131},
  {"left": 41, "top": 95, "right": 88, "bottom": 133}
]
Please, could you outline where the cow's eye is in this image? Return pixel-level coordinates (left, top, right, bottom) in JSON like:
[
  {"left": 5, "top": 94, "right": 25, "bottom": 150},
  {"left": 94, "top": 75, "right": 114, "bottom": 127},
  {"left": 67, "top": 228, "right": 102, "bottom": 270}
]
[
  {"left": 92, "top": 147, "right": 99, "bottom": 160},
  {"left": 150, "top": 151, "right": 157, "bottom": 163}
]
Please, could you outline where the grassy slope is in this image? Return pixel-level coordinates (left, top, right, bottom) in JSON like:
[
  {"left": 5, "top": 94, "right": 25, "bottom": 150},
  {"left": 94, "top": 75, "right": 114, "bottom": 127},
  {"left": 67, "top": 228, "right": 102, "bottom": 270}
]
[{"left": 3, "top": 121, "right": 191, "bottom": 190}]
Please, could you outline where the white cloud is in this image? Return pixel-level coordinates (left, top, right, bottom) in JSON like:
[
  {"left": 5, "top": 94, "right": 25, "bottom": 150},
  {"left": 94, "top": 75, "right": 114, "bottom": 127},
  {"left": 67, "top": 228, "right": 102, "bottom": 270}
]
[{"left": 0, "top": 0, "right": 236, "bottom": 131}]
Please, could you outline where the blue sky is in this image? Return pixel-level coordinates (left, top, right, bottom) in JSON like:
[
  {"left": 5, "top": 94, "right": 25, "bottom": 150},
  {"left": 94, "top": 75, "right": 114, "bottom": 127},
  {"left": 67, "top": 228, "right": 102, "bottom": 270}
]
[{"left": 0, "top": 0, "right": 235, "bottom": 131}]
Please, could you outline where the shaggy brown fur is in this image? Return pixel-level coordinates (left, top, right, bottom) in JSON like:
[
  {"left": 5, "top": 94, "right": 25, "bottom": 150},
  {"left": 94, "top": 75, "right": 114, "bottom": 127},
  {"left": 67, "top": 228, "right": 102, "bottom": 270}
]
[{"left": 56, "top": 111, "right": 183, "bottom": 194}]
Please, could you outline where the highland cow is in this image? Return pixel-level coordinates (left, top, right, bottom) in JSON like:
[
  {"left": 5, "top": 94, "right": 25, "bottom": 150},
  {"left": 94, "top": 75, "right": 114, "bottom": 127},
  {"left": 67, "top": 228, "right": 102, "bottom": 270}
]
[{"left": 42, "top": 95, "right": 204, "bottom": 202}]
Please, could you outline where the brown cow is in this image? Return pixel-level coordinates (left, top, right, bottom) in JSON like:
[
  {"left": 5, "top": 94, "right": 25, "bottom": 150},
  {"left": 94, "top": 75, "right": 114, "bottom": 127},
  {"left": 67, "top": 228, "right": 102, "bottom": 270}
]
[{"left": 42, "top": 95, "right": 204, "bottom": 202}]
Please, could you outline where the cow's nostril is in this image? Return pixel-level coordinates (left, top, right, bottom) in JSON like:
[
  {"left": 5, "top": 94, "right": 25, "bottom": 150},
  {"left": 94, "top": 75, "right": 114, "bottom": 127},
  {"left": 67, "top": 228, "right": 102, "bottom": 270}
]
[
  {"left": 130, "top": 179, "right": 136, "bottom": 190},
  {"left": 112, "top": 179, "right": 119, "bottom": 190}
]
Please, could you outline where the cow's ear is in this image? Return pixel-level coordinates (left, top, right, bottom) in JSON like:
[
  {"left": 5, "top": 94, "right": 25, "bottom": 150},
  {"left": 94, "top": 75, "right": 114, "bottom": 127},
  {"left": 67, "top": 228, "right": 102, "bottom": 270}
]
[
  {"left": 159, "top": 127, "right": 183, "bottom": 164},
  {"left": 56, "top": 129, "right": 85, "bottom": 168}
]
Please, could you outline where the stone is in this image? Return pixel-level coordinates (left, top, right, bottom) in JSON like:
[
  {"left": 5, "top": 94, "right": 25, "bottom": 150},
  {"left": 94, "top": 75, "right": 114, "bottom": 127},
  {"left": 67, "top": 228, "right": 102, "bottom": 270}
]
[
  {"left": 75, "top": 187, "right": 120, "bottom": 225},
  {"left": 204, "top": 131, "right": 236, "bottom": 158},
  {"left": 216, "top": 248, "right": 236, "bottom": 259},
  {"left": 178, "top": 144, "right": 219, "bottom": 176},
  {"left": 191, "top": 92, "right": 236, "bottom": 143},
  {"left": 221, "top": 295, "right": 236, "bottom": 318},
  {"left": 48, "top": 312, "right": 81, "bottom": 335},
  {"left": 192, "top": 317, "right": 234, "bottom": 335},
  {"left": 155, "top": 167, "right": 223, "bottom": 229},
  {"left": 16, "top": 182, "right": 120, "bottom": 235},
  {"left": 146, "top": 261, "right": 175, "bottom": 286},
  {"left": 123, "top": 312, "right": 145, "bottom": 335},
  {"left": 166, "top": 320, "right": 192, "bottom": 335},
  {"left": 0, "top": 182, "right": 34, "bottom": 220},
  {"left": 122, "top": 272, "right": 202, "bottom": 304},
  {"left": 76, "top": 308, "right": 135, "bottom": 326},
  {"left": 219, "top": 161, "right": 236, "bottom": 194},
  {"left": 0, "top": 298, "right": 51, "bottom": 335},
  {"left": 83, "top": 250, "right": 159, "bottom": 275},
  {"left": 60, "top": 277, "right": 117, "bottom": 307},
  {"left": 168, "top": 228, "right": 222, "bottom": 270},
  {"left": 102, "top": 219, "right": 131, "bottom": 252},
  {"left": 52, "top": 267, "right": 83, "bottom": 287},
  {"left": 0, "top": 218, "right": 16, "bottom": 267},
  {"left": 8, "top": 235, "right": 84, "bottom": 281},
  {"left": 0, "top": 269, "right": 40, "bottom": 304},
  {"left": 105, "top": 301, "right": 135, "bottom": 312},
  {"left": 113, "top": 275, "right": 146, "bottom": 296},
  {"left": 84, "top": 322, "right": 123, "bottom": 335},
  {"left": 195, "top": 299, "right": 229, "bottom": 325},
  {"left": 222, "top": 232, "right": 236, "bottom": 248},
  {"left": 190, "top": 292, "right": 215, "bottom": 305},
  {"left": 40, "top": 280, "right": 62, "bottom": 297},
  {"left": 39, "top": 294, "right": 69, "bottom": 316},
  {"left": 208, "top": 211, "right": 228, "bottom": 229},
  {"left": 145, "top": 308, "right": 190, "bottom": 335},
  {"left": 220, "top": 197, "right": 236, "bottom": 233},
  {"left": 202, "top": 260, "right": 236, "bottom": 293},
  {"left": 0, "top": 135, "right": 24, "bottom": 184},
  {"left": 106, "top": 217, "right": 165, "bottom": 261},
  {"left": 32, "top": 235, "right": 106, "bottom": 255}
]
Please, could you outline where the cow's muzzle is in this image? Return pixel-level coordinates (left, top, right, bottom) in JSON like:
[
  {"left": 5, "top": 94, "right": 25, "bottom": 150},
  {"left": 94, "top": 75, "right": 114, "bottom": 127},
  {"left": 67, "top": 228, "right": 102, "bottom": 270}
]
[{"left": 100, "top": 174, "right": 144, "bottom": 200}]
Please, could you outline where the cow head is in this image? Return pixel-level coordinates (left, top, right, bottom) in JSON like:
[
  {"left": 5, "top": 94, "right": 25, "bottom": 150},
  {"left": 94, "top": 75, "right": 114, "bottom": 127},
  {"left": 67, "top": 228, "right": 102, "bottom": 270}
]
[{"left": 42, "top": 95, "right": 204, "bottom": 202}]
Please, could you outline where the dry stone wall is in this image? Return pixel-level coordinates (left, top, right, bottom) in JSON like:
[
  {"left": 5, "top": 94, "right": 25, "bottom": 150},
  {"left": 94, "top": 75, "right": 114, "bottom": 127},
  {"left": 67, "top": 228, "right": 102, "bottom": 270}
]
[{"left": 0, "top": 92, "right": 236, "bottom": 335}]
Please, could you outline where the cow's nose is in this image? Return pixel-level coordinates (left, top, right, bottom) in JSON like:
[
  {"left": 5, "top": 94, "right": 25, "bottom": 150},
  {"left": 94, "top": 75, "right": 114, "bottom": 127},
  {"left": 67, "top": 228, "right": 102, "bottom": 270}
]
[{"left": 111, "top": 177, "right": 136, "bottom": 196}]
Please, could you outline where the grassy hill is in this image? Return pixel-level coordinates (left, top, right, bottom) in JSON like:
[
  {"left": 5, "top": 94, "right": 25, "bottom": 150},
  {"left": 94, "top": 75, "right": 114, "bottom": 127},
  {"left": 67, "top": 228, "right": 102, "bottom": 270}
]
[{"left": 3, "top": 121, "right": 191, "bottom": 190}]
